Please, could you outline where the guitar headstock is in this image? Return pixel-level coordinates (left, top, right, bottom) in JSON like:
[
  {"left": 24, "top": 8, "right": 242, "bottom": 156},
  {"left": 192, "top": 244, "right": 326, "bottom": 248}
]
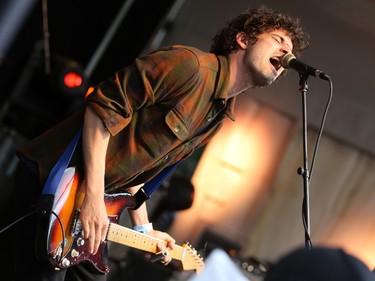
[{"left": 181, "top": 242, "right": 204, "bottom": 273}]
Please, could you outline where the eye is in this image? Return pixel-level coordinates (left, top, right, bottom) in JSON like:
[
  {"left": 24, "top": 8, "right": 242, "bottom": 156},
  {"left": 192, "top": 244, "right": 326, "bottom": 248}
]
[{"left": 272, "top": 35, "right": 282, "bottom": 44}]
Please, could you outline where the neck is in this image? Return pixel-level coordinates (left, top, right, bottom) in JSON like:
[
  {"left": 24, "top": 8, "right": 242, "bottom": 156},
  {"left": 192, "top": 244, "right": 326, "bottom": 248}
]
[{"left": 227, "top": 52, "right": 254, "bottom": 98}]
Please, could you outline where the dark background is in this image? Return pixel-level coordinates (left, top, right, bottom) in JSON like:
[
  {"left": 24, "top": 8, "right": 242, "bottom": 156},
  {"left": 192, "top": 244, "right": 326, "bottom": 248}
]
[
  {"left": 0, "top": 1, "right": 184, "bottom": 280},
  {"left": 0, "top": 0, "right": 176, "bottom": 139}
]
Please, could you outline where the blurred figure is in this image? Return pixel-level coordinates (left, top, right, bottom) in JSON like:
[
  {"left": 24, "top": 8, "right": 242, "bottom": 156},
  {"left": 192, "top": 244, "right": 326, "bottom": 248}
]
[{"left": 264, "top": 246, "right": 375, "bottom": 281}]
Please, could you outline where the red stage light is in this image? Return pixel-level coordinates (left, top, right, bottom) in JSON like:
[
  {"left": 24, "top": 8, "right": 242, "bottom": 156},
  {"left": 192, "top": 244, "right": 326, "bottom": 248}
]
[{"left": 63, "top": 72, "right": 83, "bottom": 88}]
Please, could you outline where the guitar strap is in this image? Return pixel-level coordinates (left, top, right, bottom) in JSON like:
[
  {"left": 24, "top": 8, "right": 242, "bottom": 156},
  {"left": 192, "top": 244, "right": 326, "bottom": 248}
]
[
  {"left": 39, "top": 100, "right": 224, "bottom": 210},
  {"left": 42, "top": 127, "right": 83, "bottom": 195},
  {"left": 133, "top": 160, "right": 182, "bottom": 209},
  {"left": 36, "top": 127, "right": 83, "bottom": 215},
  {"left": 34, "top": 124, "right": 178, "bottom": 213},
  {"left": 133, "top": 103, "right": 225, "bottom": 209},
  {"left": 35, "top": 127, "right": 82, "bottom": 263}
]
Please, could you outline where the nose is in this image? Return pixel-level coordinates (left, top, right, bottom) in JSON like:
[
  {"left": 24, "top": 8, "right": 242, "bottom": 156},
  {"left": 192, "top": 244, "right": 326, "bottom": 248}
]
[{"left": 281, "top": 45, "right": 291, "bottom": 55}]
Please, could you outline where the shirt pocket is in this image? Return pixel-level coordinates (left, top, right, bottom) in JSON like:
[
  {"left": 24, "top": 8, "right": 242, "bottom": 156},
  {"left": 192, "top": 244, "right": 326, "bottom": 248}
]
[{"left": 165, "top": 108, "right": 190, "bottom": 141}]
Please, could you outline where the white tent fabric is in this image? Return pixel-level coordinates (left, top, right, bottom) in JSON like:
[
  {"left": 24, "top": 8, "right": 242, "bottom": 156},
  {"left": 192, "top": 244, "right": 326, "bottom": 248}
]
[{"left": 188, "top": 249, "right": 249, "bottom": 281}]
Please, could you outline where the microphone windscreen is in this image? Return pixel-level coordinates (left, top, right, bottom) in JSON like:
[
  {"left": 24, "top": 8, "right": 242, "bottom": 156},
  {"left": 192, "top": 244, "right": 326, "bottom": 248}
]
[{"left": 280, "top": 53, "right": 296, "bottom": 69}]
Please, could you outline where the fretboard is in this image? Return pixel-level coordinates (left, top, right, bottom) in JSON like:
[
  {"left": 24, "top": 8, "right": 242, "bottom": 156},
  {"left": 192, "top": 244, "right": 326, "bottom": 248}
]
[{"left": 107, "top": 223, "right": 186, "bottom": 261}]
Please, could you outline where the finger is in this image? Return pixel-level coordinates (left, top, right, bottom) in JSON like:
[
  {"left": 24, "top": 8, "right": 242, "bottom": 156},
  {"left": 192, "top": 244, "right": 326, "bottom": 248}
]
[
  {"left": 102, "top": 220, "right": 109, "bottom": 241},
  {"left": 93, "top": 222, "right": 108, "bottom": 254},
  {"left": 167, "top": 238, "right": 176, "bottom": 250},
  {"left": 160, "top": 233, "right": 175, "bottom": 250},
  {"left": 82, "top": 220, "right": 90, "bottom": 240},
  {"left": 93, "top": 234, "right": 102, "bottom": 254},
  {"left": 88, "top": 225, "right": 96, "bottom": 253},
  {"left": 156, "top": 243, "right": 167, "bottom": 253},
  {"left": 81, "top": 220, "right": 93, "bottom": 253},
  {"left": 163, "top": 256, "right": 172, "bottom": 266},
  {"left": 164, "top": 253, "right": 172, "bottom": 264},
  {"left": 150, "top": 252, "right": 165, "bottom": 263},
  {"left": 156, "top": 244, "right": 172, "bottom": 264}
]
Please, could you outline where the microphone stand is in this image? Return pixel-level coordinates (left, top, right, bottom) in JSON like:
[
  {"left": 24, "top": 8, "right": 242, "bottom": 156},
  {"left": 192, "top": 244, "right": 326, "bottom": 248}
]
[{"left": 297, "top": 73, "right": 313, "bottom": 249}]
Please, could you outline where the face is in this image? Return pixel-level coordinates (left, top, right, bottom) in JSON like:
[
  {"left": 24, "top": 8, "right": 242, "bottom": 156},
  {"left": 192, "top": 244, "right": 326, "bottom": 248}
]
[{"left": 240, "top": 29, "right": 293, "bottom": 87}]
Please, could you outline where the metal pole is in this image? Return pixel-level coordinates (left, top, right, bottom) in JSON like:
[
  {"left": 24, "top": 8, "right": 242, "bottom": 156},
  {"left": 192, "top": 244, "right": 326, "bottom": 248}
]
[
  {"left": 84, "top": 0, "right": 135, "bottom": 79},
  {"left": 0, "top": 0, "right": 38, "bottom": 66},
  {"left": 140, "top": 0, "right": 186, "bottom": 55}
]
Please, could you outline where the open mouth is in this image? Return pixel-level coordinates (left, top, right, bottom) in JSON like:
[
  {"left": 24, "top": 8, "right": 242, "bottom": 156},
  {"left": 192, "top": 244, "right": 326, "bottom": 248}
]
[{"left": 270, "top": 57, "right": 282, "bottom": 71}]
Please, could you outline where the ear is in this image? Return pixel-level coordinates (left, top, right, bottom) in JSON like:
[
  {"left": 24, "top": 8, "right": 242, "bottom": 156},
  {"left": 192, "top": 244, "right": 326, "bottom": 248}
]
[{"left": 236, "top": 32, "right": 248, "bottom": 50}]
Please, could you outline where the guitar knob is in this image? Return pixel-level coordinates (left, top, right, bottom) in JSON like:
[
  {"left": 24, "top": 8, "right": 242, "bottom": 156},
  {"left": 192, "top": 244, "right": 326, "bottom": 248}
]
[
  {"left": 71, "top": 249, "right": 79, "bottom": 258},
  {"left": 77, "top": 238, "right": 85, "bottom": 246},
  {"left": 61, "top": 258, "right": 71, "bottom": 267}
]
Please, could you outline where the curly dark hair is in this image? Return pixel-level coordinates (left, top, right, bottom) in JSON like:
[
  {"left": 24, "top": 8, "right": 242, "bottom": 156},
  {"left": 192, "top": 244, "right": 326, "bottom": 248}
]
[{"left": 210, "top": 6, "right": 309, "bottom": 58}]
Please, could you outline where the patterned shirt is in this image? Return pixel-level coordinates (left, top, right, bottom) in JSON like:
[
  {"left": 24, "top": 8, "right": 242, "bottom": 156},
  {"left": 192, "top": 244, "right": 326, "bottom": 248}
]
[{"left": 18, "top": 45, "right": 236, "bottom": 192}]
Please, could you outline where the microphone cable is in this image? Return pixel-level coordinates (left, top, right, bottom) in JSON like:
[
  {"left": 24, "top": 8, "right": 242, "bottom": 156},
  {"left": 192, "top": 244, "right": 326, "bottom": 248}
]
[
  {"left": 302, "top": 74, "right": 333, "bottom": 249},
  {"left": 0, "top": 210, "right": 35, "bottom": 235},
  {"left": 0, "top": 206, "right": 66, "bottom": 266},
  {"left": 309, "top": 75, "right": 333, "bottom": 180}
]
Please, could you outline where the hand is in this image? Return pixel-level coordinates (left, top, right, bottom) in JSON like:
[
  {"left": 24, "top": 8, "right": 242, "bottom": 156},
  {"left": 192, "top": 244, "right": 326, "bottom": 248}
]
[
  {"left": 147, "top": 229, "right": 176, "bottom": 265},
  {"left": 79, "top": 192, "right": 109, "bottom": 254}
]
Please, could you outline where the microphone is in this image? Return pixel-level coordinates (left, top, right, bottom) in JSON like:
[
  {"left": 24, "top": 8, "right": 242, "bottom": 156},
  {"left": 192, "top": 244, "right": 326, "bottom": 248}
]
[{"left": 281, "top": 53, "right": 329, "bottom": 81}]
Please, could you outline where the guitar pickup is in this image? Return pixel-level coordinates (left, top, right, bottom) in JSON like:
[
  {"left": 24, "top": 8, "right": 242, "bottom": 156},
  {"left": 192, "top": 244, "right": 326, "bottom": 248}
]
[{"left": 72, "top": 210, "right": 83, "bottom": 237}]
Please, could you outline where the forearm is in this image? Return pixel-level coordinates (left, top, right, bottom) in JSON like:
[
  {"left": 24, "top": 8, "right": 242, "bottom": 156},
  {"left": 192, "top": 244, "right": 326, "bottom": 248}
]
[
  {"left": 80, "top": 106, "right": 111, "bottom": 253},
  {"left": 82, "top": 106, "right": 110, "bottom": 196},
  {"left": 83, "top": 107, "right": 150, "bottom": 228},
  {"left": 128, "top": 198, "right": 176, "bottom": 255},
  {"left": 128, "top": 203, "right": 150, "bottom": 226},
  {"left": 128, "top": 197, "right": 175, "bottom": 253},
  {"left": 127, "top": 184, "right": 150, "bottom": 226}
]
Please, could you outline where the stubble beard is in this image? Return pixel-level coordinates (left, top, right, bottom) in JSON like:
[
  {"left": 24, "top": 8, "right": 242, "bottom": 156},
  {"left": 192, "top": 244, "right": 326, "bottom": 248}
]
[
  {"left": 246, "top": 61, "right": 276, "bottom": 88},
  {"left": 251, "top": 69, "right": 275, "bottom": 88}
]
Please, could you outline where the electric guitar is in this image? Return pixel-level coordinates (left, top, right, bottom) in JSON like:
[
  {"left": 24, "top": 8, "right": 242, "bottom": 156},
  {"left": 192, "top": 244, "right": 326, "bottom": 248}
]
[{"left": 36, "top": 167, "right": 204, "bottom": 274}]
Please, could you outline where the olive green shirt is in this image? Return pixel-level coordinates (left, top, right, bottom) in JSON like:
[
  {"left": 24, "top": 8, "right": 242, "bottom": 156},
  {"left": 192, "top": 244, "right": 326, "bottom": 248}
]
[{"left": 18, "top": 45, "right": 236, "bottom": 192}]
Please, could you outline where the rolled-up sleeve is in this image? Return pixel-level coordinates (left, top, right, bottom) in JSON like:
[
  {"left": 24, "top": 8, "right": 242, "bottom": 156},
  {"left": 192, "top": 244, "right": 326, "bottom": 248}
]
[
  {"left": 86, "top": 46, "right": 200, "bottom": 136},
  {"left": 86, "top": 61, "right": 148, "bottom": 136}
]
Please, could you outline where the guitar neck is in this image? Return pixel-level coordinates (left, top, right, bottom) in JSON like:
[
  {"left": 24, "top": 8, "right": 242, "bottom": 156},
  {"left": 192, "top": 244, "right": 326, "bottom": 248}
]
[{"left": 107, "top": 223, "right": 185, "bottom": 261}]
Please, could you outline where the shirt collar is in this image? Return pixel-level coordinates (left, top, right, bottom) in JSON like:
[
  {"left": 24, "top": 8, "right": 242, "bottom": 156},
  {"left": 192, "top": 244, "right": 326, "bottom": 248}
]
[{"left": 214, "top": 55, "right": 235, "bottom": 121}]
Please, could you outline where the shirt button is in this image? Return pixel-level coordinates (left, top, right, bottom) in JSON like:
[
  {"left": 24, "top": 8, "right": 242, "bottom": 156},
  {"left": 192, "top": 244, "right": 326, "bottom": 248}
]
[{"left": 174, "top": 126, "right": 180, "bottom": 133}]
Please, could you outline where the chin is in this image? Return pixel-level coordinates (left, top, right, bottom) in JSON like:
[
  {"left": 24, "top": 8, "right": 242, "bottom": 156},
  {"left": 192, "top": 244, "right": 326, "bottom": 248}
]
[
  {"left": 254, "top": 76, "right": 275, "bottom": 87},
  {"left": 251, "top": 68, "right": 278, "bottom": 87}
]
